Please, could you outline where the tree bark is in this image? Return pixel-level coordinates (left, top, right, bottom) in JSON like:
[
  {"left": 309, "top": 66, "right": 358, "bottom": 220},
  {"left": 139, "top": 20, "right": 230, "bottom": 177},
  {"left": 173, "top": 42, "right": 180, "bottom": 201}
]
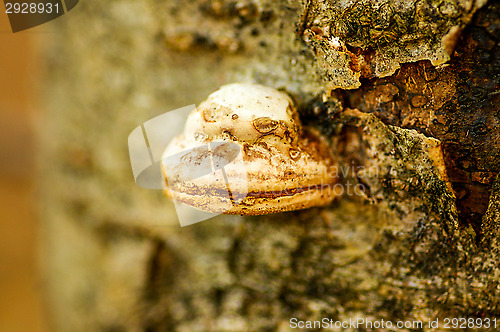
[{"left": 41, "top": 0, "right": 500, "bottom": 331}]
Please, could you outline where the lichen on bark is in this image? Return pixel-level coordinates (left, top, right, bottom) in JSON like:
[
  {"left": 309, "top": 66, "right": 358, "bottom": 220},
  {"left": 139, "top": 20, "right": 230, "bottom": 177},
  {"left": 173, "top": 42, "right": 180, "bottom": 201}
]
[{"left": 299, "top": 0, "right": 488, "bottom": 90}]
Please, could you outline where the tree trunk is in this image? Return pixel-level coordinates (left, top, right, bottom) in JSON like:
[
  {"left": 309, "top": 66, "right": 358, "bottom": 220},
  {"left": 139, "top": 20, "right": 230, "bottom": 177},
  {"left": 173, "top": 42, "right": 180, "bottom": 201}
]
[{"left": 41, "top": 0, "right": 500, "bottom": 331}]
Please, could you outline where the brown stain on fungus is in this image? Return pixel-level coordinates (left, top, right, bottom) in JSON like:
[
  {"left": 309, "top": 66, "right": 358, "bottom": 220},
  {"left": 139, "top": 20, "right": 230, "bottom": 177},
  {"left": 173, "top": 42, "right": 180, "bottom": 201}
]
[{"left": 252, "top": 117, "right": 278, "bottom": 133}]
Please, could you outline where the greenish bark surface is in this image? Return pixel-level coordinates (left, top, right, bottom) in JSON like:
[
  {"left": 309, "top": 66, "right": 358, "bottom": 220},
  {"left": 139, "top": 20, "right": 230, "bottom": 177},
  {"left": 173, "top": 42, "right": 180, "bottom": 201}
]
[{"left": 41, "top": 0, "right": 499, "bottom": 331}]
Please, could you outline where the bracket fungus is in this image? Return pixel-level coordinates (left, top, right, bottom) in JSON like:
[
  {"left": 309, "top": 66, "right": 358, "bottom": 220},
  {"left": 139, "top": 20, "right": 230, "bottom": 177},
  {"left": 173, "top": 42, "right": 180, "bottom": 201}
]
[{"left": 162, "top": 83, "right": 340, "bottom": 215}]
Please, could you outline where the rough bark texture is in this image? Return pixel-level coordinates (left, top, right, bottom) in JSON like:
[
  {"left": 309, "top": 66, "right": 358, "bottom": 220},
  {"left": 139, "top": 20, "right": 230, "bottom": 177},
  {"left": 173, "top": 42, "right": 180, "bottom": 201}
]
[{"left": 41, "top": 0, "right": 499, "bottom": 331}]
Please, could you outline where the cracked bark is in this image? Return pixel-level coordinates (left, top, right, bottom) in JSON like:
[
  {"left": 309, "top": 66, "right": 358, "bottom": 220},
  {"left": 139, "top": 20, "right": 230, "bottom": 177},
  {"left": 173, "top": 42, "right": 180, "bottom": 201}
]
[{"left": 41, "top": 0, "right": 499, "bottom": 331}]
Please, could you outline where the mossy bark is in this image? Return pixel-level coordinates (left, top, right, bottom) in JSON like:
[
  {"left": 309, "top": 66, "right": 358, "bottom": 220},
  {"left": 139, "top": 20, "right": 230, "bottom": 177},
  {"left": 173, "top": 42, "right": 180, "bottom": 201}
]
[{"left": 41, "top": 0, "right": 500, "bottom": 331}]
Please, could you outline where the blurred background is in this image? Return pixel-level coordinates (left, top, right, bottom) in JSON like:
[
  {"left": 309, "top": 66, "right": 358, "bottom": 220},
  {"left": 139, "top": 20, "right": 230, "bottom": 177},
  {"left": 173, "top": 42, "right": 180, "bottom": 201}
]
[{"left": 0, "top": 11, "right": 47, "bottom": 332}]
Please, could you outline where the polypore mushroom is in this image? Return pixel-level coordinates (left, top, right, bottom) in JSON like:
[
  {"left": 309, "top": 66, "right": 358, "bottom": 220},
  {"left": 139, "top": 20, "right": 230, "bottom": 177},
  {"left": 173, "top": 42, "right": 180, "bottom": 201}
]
[{"left": 162, "top": 83, "right": 340, "bottom": 215}]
